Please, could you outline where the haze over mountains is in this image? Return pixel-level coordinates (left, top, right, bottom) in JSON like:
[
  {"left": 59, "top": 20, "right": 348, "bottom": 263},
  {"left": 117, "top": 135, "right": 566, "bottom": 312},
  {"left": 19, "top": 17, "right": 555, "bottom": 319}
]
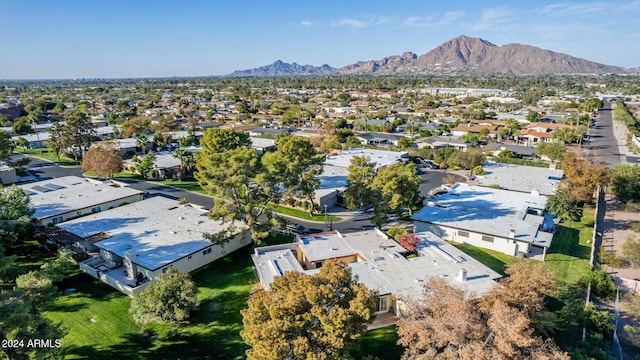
[{"left": 230, "top": 35, "right": 629, "bottom": 76}]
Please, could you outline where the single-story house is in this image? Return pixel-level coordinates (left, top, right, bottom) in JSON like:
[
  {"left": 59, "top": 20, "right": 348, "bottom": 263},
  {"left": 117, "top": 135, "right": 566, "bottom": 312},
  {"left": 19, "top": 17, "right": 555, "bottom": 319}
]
[
  {"left": 316, "top": 148, "right": 408, "bottom": 208},
  {"left": 471, "top": 161, "right": 563, "bottom": 196},
  {"left": 411, "top": 183, "right": 556, "bottom": 260},
  {"left": 60, "top": 196, "right": 251, "bottom": 296},
  {"left": 251, "top": 229, "right": 500, "bottom": 322},
  {"left": 354, "top": 132, "right": 407, "bottom": 146},
  {"left": 482, "top": 143, "right": 536, "bottom": 159},
  {"left": 20, "top": 176, "right": 143, "bottom": 226},
  {"left": 414, "top": 135, "right": 473, "bottom": 151}
]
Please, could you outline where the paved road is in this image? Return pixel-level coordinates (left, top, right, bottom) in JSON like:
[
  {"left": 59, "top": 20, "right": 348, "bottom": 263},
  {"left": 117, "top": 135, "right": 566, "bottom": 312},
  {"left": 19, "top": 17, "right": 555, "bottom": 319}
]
[{"left": 586, "top": 102, "right": 624, "bottom": 166}]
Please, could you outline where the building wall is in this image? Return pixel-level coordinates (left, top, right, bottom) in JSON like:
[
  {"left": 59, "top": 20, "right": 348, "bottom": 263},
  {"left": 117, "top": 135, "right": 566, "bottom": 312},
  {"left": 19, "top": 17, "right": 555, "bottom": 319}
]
[
  {"left": 413, "top": 221, "right": 520, "bottom": 256},
  {"left": 37, "top": 193, "right": 142, "bottom": 226},
  {"left": 0, "top": 168, "right": 17, "bottom": 185},
  {"left": 148, "top": 230, "right": 253, "bottom": 278}
]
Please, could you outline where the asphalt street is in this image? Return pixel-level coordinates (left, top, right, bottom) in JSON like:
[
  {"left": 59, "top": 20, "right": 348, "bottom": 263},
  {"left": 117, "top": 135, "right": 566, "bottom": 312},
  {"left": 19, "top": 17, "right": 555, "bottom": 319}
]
[{"left": 585, "top": 102, "right": 639, "bottom": 165}]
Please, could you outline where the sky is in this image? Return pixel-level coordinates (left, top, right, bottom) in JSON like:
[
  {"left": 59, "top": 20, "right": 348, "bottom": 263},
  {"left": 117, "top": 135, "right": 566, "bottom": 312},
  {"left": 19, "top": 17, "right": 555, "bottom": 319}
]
[{"left": 1, "top": 0, "right": 640, "bottom": 79}]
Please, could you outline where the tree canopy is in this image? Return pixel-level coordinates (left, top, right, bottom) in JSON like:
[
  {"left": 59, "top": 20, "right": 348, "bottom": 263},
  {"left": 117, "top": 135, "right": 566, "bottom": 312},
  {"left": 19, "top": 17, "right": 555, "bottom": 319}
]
[
  {"left": 612, "top": 164, "right": 640, "bottom": 203},
  {"left": 81, "top": 141, "right": 123, "bottom": 178},
  {"left": 397, "top": 267, "right": 567, "bottom": 360},
  {"left": 129, "top": 267, "right": 199, "bottom": 326},
  {"left": 0, "top": 186, "right": 34, "bottom": 221},
  {"left": 240, "top": 261, "right": 377, "bottom": 360}
]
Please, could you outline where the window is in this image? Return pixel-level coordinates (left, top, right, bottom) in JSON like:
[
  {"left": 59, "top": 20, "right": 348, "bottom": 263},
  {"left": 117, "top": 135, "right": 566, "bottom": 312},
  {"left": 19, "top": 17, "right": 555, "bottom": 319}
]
[
  {"left": 91, "top": 206, "right": 101, "bottom": 214},
  {"left": 52, "top": 216, "right": 64, "bottom": 224},
  {"left": 458, "top": 230, "right": 469, "bottom": 238},
  {"left": 187, "top": 255, "right": 192, "bottom": 260},
  {"left": 481, "top": 235, "right": 494, "bottom": 243},
  {"left": 202, "top": 248, "right": 212, "bottom": 256}
]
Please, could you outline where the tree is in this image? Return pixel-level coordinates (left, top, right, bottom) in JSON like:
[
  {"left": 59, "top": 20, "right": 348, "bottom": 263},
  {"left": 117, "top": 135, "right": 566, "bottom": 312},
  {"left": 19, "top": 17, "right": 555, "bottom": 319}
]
[
  {"left": 81, "top": 141, "right": 123, "bottom": 178},
  {"left": 119, "top": 117, "right": 151, "bottom": 138},
  {"left": 195, "top": 144, "right": 273, "bottom": 243},
  {"left": 11, "top": 118, "right": 31, "bottom": 135},
  {"left": 0, "top": 186, "right": 34, "bottom": 221},
  {"left": 449, "top": 149, "right": 485, "bottom": 175},
  {"left": 264, "top": 134, "right": 322, "bottom": 215},
  {"left": 240, "top": 261, "right": 377, "bottom": 360},
  {"left": 0, "top": 130, "right": 14, "bottom": 161},
  {"left": 369, "top": 162, "right": 421, "bottom": 227},
  {"left": 132, "top": 152, "right": 156, "bottom": 179},
  {"left": 200, "top": 128, "right": 251, "bottom": 154},
  {"left": 13, "top": 137, "right": 28, "bottom": 150},
  {"left": 561, "top": 152, "right": 612, "bottom": 203},
  {"left": 129, "top": 268, "right": 198, "bottom": 326},
  {"left": 47, "top": 111, "right": 96, "bottom": 164},
  {"left": 534, "top": 141, "right": 565, "bottom": 161},
  {"left": 0, "top": 250, "right": 72, "bottom": 360},
  {"left": 172, "top": 148, "right": 195, "bottom": 180},
  {"left": 526, "top": 111, "right": 541, "bottom": 122},
  {"left": 547, "top": 189, "right": 582, "bottom": 221},
  {"left": 397, "top": 277, "right": 568, "bottom": 360},
  {"left": 343, "top": 156, "right": 377, "bottom": 210},
  {"left": 136, "top": 135, "right": 150, "bottom": 155},
  {"left": 612, "top": 164, "right": 640, "bottom": 203}
]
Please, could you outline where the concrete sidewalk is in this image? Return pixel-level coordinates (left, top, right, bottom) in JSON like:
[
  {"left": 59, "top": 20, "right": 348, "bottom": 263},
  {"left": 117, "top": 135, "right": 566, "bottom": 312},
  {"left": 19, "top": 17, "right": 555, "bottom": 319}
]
[{"left": 611, "top": 103, "right": 631, "bottom": 163}]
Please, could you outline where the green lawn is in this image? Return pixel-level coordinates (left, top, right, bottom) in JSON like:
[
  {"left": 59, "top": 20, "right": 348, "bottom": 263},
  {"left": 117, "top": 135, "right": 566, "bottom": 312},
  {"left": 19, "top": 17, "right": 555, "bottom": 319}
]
[
  {"left": 543, "top": 206, "right": 594, "bottom": 284},
  {"left": 352, "top": 325, "right": 404, "bottom": 360},
  {"left": 154, "top": 179, "right": 207, "bottom": 194},
  {"left": 451, "top": 206, "right": 594, "bottom": 284},
  {"left": 46, "top": 247, "right": 257, "bottom": 360},
  {"left": 450, "top": 243, "right": 518, "bottom": 275},
  {"left": 17, "top": 148, "right": 79, "bottom": 167},
  {"left": 265, "top": 203, "right": 342, "bottom": 222}
]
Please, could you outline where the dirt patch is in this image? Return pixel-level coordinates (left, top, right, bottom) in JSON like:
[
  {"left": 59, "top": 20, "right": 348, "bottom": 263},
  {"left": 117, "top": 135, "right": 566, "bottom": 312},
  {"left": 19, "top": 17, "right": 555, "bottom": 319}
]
[{"left": 602, "top": 196, "right": 640, "bottom": 283}]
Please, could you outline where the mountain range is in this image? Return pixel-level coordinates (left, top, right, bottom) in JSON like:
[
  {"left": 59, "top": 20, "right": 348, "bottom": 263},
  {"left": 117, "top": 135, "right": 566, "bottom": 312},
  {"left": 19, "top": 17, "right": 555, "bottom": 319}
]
[{"left": 230, "top": 35, "right": 629, "bottom": 76}]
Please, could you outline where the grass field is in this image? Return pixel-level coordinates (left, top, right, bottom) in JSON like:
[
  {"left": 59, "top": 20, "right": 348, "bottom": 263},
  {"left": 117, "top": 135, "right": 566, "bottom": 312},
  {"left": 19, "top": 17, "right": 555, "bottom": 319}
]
[
  {"left": 450, "top": 243, "right": 518, "bottom": 275},
  {"left": 17, "top": 148, "right": 79, "bottom": 167},
  {"left": 542, "top": 206, "right": 594, "bottom": 284},
  {"left": 265, "top": 203, "right": 342, "bottom": 222},
  {"left": 47, "top": 246, "right": 256, "bottom": 360}
]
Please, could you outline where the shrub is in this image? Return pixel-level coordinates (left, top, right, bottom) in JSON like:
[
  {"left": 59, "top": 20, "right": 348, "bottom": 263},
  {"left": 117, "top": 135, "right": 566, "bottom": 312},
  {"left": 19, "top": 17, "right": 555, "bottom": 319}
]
[
  {"left": 580, "top": 268, "right": 616, "bottom": 299},
  {"left": 473, "top": 165, "right": 486, "bottom": 175},
  {"left": 399, "top": 233, "right": 419, "bottom": 252}
]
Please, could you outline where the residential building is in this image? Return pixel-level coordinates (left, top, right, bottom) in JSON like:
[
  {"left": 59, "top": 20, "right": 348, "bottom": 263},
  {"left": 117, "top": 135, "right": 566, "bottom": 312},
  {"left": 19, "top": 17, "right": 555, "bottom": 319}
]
[
  {"left": 414, "top": 135, "right": 473, "bottom": 151},
  {"left": 59, "top": 196, "right": 251, "bottom": 296},
  {"left": 20, "top": 176, "right": 143, "bottom": 226},
  {"left": 354, "top": 132, "right": 407, "bottom": 146},
  {"left": 411, "top": 183, "right": 556, "bottom": 260},
  {"left": 251, "top": 229, "right": 500, "bottom": 321},
  {"left": 316, "top": 148, "right": 408, "bottom": 208},
  {"left": 0, "top": 162, "right": 17, "bottom": 185},
  {"left": 482, "top": 143, "right": 536, "bottom": 159},
  {"left": 472, "top": 161, "right": 563, "bottom": 196}
]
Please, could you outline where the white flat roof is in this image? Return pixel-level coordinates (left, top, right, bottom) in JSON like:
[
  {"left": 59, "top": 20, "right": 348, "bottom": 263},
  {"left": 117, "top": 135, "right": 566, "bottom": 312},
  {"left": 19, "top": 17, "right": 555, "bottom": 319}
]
[
  {"left": 474, "top": 161, "right": 563, "bottom": 196},
  {"left": 298, "top": 232, "right": 355, "bottom": 262},
  {"left": 250, "top": 137, "right": 276, "bottom": 148},
  {"left": 323, "top": 148, "right": 407, "bottom": 169},
  {"left": 58, "top": 196, "right": 247, "bottom": 271},
  {"left": 252, "top": 229, "right": 500, "bottom": 301},
  {"left": 412, "top": 183, "right": 554, "bottom": 246},
  {"left": 318, "top": 165, "right": 349, "bottom": 190},
  {"left": 20, "top": 176, "right": 142, "bottom": 220}
]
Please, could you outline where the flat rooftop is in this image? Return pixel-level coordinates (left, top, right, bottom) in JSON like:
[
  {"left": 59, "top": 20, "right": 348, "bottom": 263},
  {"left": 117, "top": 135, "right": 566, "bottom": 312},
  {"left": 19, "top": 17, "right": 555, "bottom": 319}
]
[
  {"left": 412, "top": 183, "right": 554, "bottom": 246},
  {"left": 298, "top": 232, "right": 355, "bottom": 262},
  {"left": 20, "top": 176, "right": 142, "bottom": 220},
  {"left": 318, "top": 165, "right": 349, "bottom": 190},
  {"left": 323, "top": 148, "right": 407, "bottom": 169},
  {"left": 252, "top": 229, "right": 500, "bottom": 301},
  {"left": 58, "top": 196, "right": 247, "bottom": 271},
  {"left": 472, "top": 161, "right": 563, "bottom": 196}
]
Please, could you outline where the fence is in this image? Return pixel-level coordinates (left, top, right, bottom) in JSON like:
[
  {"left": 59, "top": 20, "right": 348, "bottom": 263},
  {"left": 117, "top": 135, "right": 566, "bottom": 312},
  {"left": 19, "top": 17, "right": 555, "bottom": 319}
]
[{"left": 590, "top": 186, "right": 606, "bottom": 268}]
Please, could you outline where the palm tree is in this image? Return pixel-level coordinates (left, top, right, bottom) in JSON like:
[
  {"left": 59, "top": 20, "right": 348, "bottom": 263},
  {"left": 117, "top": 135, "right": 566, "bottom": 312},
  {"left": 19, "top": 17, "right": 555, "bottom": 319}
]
[
  {"left": 136, "top": 135, "right": 150, "bottom": 155},
  {"left": 173, "top": 148, "right": 194, "bottom": 181}
]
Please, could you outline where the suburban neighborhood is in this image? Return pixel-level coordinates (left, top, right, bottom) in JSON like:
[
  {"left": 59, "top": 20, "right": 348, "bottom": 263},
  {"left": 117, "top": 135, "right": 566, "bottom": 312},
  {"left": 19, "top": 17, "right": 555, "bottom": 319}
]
[{"left": 2, "top": 7, "right": 640, "bottom": 356}]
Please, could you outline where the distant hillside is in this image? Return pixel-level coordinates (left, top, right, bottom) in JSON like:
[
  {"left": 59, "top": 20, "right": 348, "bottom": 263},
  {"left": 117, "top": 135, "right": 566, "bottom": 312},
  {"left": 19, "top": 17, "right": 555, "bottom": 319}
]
[
  {"left": 229, "top": 60, "right": 337, "bottom": 77},
  {"left": 338, "top": 35, "right": 628, "bottom": 75}
]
